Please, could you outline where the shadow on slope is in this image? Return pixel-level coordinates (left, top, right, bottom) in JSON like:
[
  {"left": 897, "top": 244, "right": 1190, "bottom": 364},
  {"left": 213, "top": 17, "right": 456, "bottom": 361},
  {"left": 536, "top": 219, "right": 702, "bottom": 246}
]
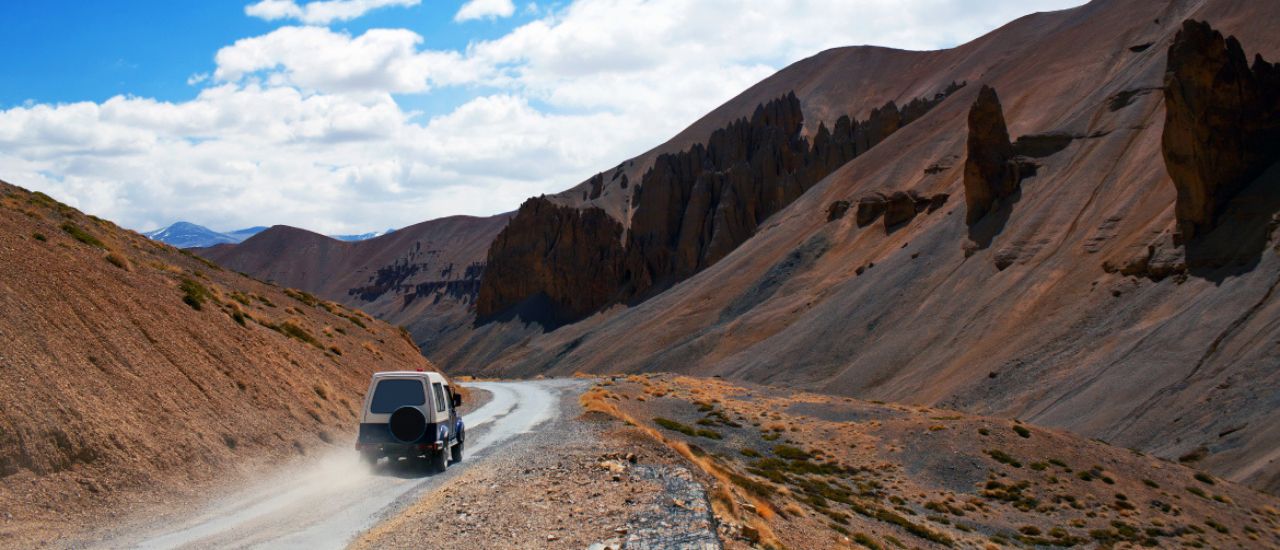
[
  {"left": 1187, "top": 161, "right": 1280, "bottom": 283},
  {"left": 966, "top": 185, "right": 1024, "bottom": 251}
]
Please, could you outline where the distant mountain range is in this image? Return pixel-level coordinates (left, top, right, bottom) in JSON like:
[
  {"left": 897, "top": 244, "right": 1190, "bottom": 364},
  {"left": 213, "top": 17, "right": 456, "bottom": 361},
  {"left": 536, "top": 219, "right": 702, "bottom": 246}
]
[{"left": 142, "top": 221, "right": 393, "bottom": 248}]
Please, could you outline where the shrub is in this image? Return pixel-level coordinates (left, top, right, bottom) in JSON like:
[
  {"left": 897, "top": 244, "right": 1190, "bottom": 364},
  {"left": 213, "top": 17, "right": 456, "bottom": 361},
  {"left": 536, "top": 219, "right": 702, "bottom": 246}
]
[
  {"left": 105, "top": 252, "right": 130, "bottom": 270},
  {"left": 1194, "top": 472, "right": 1215, "bottom": 485},
  {"left": 231, "top": 310, "right": 247, "bottom": 326},
  {"left": 32, "top": 232, "right": 46, "bottom": 242},
  {"left": 61, "top": 222, "right": 105, "bottom": 248},
  {"left": 695, "top": 428, "right": 722, "bottom": 440},
  {"left": 1142, "top": 478, "right": 1159, "bottom": 488},
  {"left": 328, "top": 345, "right": 342, "bottom": 356},
  {"left": 654, "top": 417, "right": 697, "bottom": 437},
  {"left": 852, "top": 532, "right": 879, "bottom": 549},
  {"left": 1013, "top": 425, "right": 1031, "bottom": 438},
  {"left": 986, "top": 449, "right": 1022, "bottom": 468},
  {"left": 279, "top": 321, "right": 322, "bottom": 348},
  {"left": 773, "top": 444, "right": 813, "bottom": 461},
  {"left": 180, "top": 278, "right": 211, "bottom": 310},
  {"left": 285, "top": 288, "right": 319, "bottom": 307}
]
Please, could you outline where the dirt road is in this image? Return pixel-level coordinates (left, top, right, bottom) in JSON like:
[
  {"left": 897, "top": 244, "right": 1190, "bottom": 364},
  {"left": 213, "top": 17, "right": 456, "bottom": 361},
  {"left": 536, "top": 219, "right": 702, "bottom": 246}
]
[{"left": 111, "top": 379, "right": 580, "bottom": 549}]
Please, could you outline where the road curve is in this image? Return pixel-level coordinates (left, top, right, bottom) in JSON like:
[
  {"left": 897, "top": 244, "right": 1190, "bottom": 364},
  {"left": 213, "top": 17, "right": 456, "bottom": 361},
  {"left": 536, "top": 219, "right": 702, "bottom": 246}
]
[{"left": 120, "top": 379, "right": 574, "bottom": 550}]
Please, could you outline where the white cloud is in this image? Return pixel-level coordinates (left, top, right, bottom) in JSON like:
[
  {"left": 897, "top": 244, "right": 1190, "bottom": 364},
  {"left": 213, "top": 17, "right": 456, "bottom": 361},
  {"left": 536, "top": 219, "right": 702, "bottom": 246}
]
[
  {"left": 455, "top": 0, "right": 516, "bottom": 21},
  {"left": 213, "top": 27, "right": 477, "bottom": 94},
  {"left": 2, "top": 0, "right": 1086, "bottom": 234},
  {"left": 245, "top": 0, "right": 421, "bottom": 25}
]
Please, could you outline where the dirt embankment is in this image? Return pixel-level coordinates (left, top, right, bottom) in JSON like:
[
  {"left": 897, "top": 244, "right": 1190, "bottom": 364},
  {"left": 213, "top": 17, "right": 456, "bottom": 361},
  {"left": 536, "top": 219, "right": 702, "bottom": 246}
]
[
  {"left": 354, "top": 379, "right": 720, "bottom": 550},
  {"left": 0, "top": 181, "right": 438, "bottom": 547},
  {"left": 585, "top": 374, "right": 1280, "bottom": 549}
]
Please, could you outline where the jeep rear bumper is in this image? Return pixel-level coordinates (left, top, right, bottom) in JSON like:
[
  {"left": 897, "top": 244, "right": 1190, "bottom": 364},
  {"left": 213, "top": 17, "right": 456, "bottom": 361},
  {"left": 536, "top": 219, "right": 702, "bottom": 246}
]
[{"left": 355, "top": 441, "right": 445, "bottom": 455}]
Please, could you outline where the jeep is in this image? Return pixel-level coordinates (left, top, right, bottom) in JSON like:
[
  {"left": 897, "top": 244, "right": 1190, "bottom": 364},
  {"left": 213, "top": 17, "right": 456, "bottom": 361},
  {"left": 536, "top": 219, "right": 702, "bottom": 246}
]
[{"left": 355, "top": 370, "right": 463, "bottom": 471}]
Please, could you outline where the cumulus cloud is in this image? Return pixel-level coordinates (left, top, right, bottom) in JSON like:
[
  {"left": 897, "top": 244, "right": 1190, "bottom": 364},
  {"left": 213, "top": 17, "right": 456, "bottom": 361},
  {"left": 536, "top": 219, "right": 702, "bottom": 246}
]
[
  {"left": 245, "top": 0, "right": 421, "bottom": 25},
  {"left": 2, "top": 0, "right": 1085, "bottom": 234},
  {"left": 455, "top": 0, "right": 517, "bottom": 21},
  {"left": 212, "top": 27, "right": 479, "bottom": 94}
]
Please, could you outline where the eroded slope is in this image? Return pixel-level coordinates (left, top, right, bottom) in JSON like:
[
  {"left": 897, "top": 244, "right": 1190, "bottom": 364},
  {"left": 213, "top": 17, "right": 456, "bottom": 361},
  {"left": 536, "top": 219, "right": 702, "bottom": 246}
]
[{"left": 0, "top": 182, "right": 435, "bottom": 545}]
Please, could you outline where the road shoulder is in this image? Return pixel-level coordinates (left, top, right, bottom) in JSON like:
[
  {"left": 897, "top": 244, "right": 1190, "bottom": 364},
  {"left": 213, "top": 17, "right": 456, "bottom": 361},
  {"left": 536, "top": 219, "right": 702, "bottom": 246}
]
[{"left": 353, "top": 380, "right": 722, "bottom": 549}]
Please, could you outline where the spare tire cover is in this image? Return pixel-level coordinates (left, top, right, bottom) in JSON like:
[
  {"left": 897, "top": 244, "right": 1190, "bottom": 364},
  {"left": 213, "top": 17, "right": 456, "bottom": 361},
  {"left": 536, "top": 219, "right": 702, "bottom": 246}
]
[{"left": 388, "top": 406, "right": 427, "bottom": 443}]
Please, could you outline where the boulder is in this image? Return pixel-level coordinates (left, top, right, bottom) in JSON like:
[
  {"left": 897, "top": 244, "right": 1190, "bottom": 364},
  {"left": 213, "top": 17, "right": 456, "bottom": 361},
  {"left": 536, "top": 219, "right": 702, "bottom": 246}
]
[
  {"left": 883, "top": 191, "right": 918, "bottom": 229},
  {"left": 1162, "top": 19, "right": 1280, "bottom": 241},
  {"left": 826, "top": 200, "right": 851, "bottom": 222},
  {"left": 855, "top": 193, "right": 888, "bottom": 227}
]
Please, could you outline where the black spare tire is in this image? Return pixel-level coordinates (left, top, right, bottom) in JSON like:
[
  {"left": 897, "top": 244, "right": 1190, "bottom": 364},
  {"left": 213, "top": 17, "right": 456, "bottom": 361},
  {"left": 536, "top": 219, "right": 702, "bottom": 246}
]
[{"left": 388, "top": 406, "right": 427, "bottom": 443}]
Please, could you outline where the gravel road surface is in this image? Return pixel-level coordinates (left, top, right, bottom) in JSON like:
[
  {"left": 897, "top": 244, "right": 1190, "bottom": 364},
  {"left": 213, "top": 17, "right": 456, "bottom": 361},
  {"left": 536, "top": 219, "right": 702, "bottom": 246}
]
[{"left": 112, "top": 379, "right": 582, "bottom": 549}]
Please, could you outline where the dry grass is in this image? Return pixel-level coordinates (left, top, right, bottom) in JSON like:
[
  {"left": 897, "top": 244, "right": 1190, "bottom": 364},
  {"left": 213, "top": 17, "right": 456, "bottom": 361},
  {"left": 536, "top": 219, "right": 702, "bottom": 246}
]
[{"left": 584, "top": 374, "right": 1280, "bottom": 549}]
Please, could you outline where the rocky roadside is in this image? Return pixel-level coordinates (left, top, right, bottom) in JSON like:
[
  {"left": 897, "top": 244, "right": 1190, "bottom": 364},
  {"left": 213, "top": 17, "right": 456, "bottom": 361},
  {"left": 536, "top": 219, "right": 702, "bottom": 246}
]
[{"left": 353, "top": 380, "right": 723, "bottom": 549}]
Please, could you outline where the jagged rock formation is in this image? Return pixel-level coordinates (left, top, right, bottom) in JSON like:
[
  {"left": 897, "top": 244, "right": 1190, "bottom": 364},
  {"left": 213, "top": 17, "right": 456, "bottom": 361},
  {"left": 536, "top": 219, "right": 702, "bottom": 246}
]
[
  {"left": 479, "top": 85, "right": 964, "bottom": 325},
  {"left": 620, "top": 93, "right": 812, "bottom": 300},
  {"left": 476, "top": 197, "right": 625, "bottom": 325},
  {"left": 963, "top": 85, "right": 1037, "bottom": 224},
  {"left": 1163, "top": 19, "right": 1280, "bottom": 241}
]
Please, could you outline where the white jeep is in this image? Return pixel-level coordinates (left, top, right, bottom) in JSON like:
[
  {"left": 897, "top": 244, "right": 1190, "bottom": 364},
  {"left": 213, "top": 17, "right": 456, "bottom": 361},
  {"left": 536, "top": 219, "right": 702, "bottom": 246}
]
[{"left": 355, "top": 370, "right": 464, "bottom": 471}]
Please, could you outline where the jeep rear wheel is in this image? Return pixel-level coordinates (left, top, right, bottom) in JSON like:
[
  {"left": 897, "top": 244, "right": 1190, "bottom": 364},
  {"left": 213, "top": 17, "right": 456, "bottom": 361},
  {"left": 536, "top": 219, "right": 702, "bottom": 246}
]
[
  {"left": 450, "top": 438, "right": 463, "bottom": 463},
  {"left": 430, "top": 444, "right": 449, "bottom": 473}
]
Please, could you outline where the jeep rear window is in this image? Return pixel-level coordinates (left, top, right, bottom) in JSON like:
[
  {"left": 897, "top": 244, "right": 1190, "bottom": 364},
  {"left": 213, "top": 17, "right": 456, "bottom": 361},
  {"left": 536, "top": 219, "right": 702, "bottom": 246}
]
[{"left": 369, "top": 379, "right": 426, "bottom": 414}]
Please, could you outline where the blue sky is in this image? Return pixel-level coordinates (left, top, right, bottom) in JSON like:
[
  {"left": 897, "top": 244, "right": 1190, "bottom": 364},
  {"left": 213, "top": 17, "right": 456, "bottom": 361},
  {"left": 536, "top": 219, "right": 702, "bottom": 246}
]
[
  {"left": 0, "top": 0, "right": 1086, "bottom": 234},
  {"left": 0, "top": 1, "right": 525, "bottom": 114}
]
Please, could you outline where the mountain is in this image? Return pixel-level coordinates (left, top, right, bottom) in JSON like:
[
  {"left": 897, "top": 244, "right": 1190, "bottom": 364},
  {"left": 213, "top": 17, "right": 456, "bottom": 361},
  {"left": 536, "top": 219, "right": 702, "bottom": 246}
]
[
  {"left": 199, "top": 0, "right": 1280, "bottom": 493},
  {"left": 200, "top": 216, "right": 508, "bottom": 358},
  {"left": 332, "top": 228, "right": 396, "bottom": 242},
  {"left": 0, "top": 182, "right": 436, "bottom": 544},
  {"left": 145, "top": 222, "right": 393, "bottom": 248},
  {"left": 226, "top": 225, "right": 269, "bottom": 241},
  {"left": 142, "top": 221, "right": 240, "bottom": 248}
]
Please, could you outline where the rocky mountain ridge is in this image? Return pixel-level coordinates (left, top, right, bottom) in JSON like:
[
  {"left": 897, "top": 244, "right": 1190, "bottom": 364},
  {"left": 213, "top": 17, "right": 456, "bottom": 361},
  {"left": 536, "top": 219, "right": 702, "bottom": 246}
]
[{"left": 478, "top": 84, "right": 963, "bottom": 326}]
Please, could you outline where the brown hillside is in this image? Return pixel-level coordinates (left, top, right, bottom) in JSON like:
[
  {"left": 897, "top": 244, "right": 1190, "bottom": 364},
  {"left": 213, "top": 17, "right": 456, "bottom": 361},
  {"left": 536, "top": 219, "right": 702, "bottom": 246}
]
[
  {"left": 200, "top": 213, "right": 509, "bottom": 360},
  {"left": 0, "top": 181, "right": 435, "bottom": 545},
  {"left": 199, "top": 0, "right": 1280, "bottom": 495}
]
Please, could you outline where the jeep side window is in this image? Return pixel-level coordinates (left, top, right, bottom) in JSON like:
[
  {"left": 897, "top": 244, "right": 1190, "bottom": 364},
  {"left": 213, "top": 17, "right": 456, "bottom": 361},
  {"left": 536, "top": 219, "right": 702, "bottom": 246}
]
[{"left": 432, "top": 382, "right": 446, "bottom": 413}]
